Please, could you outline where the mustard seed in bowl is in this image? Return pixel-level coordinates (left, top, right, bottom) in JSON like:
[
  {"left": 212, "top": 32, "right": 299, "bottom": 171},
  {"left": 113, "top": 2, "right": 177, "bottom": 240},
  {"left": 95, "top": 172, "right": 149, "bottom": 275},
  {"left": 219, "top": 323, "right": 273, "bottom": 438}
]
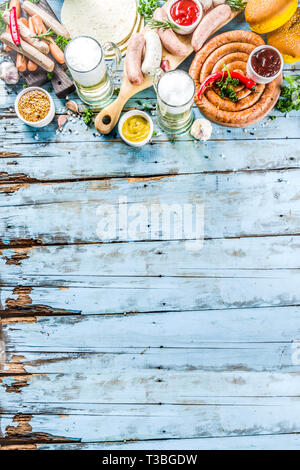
[{"left": 18, "top": 89, "right": 51, "bottom": 123}]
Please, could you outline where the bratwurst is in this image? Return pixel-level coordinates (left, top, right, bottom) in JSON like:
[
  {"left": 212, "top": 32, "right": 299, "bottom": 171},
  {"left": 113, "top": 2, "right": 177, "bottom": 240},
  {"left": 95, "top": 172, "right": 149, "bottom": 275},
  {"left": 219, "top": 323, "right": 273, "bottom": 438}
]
[
  {"left": 125, "top": 33, "right": 145, "bottom": 85},
  {"left": 153, "top": 8, "right": 190, "bottom": 57},
  {"left": 192, "top": 4, "right": 232, "bottom": 51}
]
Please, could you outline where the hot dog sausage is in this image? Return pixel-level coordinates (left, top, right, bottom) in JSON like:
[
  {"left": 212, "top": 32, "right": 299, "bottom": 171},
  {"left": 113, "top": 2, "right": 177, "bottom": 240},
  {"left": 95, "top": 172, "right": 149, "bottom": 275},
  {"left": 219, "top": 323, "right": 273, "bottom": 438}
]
[
  {"left": 125, "top": 33, "right": 145, "bottom": 85},
  {"left": 153, "top": 8, "right": 190, "bottom": 57},
  {"left": 192, "top": 4, "right": 232, "bottom": 51}
]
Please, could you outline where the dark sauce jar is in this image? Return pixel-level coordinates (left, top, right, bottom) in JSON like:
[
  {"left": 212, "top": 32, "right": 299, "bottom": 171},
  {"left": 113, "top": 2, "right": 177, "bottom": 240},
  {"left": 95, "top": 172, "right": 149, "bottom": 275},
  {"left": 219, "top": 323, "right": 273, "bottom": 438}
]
[{"left": 247, "top": 46, "right": 283, "bottom": 84}]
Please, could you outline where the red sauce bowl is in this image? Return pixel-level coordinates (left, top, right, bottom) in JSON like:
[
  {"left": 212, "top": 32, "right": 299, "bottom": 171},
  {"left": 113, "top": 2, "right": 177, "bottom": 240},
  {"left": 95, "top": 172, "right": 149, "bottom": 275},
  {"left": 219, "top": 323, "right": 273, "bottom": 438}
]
[{"left": 167, "top": 0, "right": 203, "bottom": 35}]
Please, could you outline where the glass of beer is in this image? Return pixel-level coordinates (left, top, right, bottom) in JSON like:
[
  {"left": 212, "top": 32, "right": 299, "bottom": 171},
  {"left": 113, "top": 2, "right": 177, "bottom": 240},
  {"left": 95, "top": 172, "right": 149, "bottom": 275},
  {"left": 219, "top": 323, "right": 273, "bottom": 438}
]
[
  {"left": 153, "top": 69, "right": 195, "bottom": 134},
  {"left": 65, "top": 36, "right": 121, "bottom": 109}
]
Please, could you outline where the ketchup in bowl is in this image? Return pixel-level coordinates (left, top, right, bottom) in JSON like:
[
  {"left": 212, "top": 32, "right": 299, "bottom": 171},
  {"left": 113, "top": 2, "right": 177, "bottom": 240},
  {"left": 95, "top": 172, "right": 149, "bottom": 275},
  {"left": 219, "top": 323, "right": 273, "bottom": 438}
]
[{"left": 170, "top": 0, "right": 201, "bottom": 27}]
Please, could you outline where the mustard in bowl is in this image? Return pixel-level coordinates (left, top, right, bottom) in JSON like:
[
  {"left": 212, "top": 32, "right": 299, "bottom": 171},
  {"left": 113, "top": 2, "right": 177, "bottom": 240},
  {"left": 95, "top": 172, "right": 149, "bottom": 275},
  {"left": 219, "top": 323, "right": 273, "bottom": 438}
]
[{"left": 119, "top": 110, "right": 153, "bottom": 147}]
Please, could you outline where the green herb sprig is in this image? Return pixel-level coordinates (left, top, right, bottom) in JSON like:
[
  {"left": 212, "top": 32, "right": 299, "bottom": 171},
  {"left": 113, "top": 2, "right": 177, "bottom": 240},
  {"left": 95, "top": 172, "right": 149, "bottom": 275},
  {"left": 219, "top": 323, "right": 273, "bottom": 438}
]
[
  {"left": 33, "top": 29, "right": 54, "bottom": 41},
  {"left": 0, "top": 3, "right": 9, "bottom": 34},
  {"left": 216, "top": 64, "right": 239, "bottom": 102},
  {"left": 55, "top": 35, "right": 71, "bottom": 51},
  {"left": 276, "top": 76, "right": 300, "bottom": 113},
  {"left": 148, "top": 19, "right": 180, "bottom": 30},
  {"left": 82, "top": 107, "right": 94, "bottom": 127},
  {"left": 225, "top": 0, "right": 247, "bottom": 11},
  {"left": 138, "top": 0, "right": 167, "bottom": 20}
]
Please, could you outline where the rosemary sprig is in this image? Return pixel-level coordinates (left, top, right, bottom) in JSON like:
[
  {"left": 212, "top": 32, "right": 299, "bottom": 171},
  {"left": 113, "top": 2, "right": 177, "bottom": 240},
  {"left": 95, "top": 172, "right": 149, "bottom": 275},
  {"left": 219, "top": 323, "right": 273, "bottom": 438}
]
[
  {"left": 33, "top": 29, "right": 54, "bottom": 41},
  {"left": 148, "top": 19, "right": 180, "bottom": 30},
  {"left": 225, "top": 0, "right": 247, "bottom": 11}
]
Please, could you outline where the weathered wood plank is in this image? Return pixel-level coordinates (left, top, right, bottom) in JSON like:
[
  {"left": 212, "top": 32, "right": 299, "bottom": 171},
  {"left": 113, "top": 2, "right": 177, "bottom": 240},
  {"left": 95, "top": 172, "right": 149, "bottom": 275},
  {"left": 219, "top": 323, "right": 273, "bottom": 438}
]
[
  {"left": 2, "top": 342, "right": 296, "bottom": 374},
  {"left": 1, "top": 138, "right": 299, "bottom": 184},
  {"left": 3, "top": 433, "right": 300, "bottom": 450},
  {"left": 1, "top": 236, "right": 299, "bottom": 281},
  {"left": 1, "top": 170, "right": 299, "bottom": 246},
  {"left": 3, "top": 307, "right": 300, "bottom": 348},
  {"left": 1, "top": 273, "right": 300, "bottom": 315},
  {"left": 2, "top": 402, "right": 300, "bottom": 442},
  {"left": 1, "top": 113, "right": 299, "bottom": 144},
  {"left": 2, "top": 370, "right": 300, "bottom": 408},
  {"left": 26, "top": 434, "right": 300, "bottom": 450}
]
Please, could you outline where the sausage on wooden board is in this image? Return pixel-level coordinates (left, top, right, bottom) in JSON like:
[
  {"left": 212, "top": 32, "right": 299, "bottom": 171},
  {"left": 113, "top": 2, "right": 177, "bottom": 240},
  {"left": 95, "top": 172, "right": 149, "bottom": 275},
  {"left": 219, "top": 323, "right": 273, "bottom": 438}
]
[
  {"left": 2, "top": 10, "right": 49, "bottom": 54},
  {"left": 0, "top": 32, "right": 55, "bottom": 72},
  {"left": 192, "top": 4, "right": 232, "bottom": 51},
  {"left": 153, "top": 8, "right": 190, "bottom": 57},
  {"left": 22, "top": 0, "right": 70, "bottom": 38},
  {"left": 125, "top": 33, "right": 145, "bottom": 85}
]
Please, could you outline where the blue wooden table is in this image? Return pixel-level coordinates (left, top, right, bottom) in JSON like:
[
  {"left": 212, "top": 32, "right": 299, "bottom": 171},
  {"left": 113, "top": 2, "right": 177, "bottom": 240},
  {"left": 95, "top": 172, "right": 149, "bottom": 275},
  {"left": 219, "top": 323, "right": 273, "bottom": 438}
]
[{"left": 0, "top": 0, "right": 300, "bottom": 451}]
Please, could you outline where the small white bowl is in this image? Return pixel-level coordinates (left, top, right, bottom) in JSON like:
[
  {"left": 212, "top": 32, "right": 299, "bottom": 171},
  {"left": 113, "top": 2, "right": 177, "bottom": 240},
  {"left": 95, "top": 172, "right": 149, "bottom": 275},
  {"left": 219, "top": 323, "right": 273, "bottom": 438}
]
[
  {"left": 247, "top": 45, "right": 283, "bottom": 85},
  {"left": 167, "top": 0, "right": 203, "bottom": 35},
  {"left": 15, "top": 87, "right": 55, "bottom": 128},
  {"left": 118, "top": 110, "right": 154, "bottom": 147}
]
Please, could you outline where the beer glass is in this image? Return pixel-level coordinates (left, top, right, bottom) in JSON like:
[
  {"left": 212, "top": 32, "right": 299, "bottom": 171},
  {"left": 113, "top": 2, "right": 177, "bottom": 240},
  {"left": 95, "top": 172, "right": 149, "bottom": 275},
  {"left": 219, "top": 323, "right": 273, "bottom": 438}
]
[
  {"left": 153, "top": 69, "right": 195, "bottom": 134},
  {"left": 65, "top": 36, "right": 121, "bottom": 109}
]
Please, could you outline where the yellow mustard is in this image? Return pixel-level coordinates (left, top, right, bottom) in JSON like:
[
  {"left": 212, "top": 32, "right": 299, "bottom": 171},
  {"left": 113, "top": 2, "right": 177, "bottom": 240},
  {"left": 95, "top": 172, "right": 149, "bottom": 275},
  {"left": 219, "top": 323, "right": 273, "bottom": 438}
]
[{"left": 122, "top": 115, "right": 150, "bottom": 143}]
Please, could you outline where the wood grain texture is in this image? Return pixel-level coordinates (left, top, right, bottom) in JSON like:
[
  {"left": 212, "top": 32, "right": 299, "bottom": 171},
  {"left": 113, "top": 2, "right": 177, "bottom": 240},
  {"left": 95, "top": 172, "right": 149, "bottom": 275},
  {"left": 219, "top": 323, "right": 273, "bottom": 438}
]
[{"left": 1, "top": 0, "right": 300, "bottom": 450}]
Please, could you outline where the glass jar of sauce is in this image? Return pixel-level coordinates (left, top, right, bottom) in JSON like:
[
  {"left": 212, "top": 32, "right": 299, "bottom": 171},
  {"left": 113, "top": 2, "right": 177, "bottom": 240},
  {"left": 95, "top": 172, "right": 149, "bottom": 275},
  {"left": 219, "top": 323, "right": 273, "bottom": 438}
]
[
  {"left": 168, "top": 0, "right": 203, "bottom": 35},
  {"left": 247, "top": 45, "right": 283, "bottom": 85}
]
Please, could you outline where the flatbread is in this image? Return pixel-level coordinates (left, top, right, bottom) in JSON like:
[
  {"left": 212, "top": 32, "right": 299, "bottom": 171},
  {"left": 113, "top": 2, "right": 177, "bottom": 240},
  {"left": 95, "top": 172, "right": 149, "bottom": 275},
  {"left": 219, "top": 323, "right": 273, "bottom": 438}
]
[{"left": 61, "top": 0, "right": 138, "bottom": 46}]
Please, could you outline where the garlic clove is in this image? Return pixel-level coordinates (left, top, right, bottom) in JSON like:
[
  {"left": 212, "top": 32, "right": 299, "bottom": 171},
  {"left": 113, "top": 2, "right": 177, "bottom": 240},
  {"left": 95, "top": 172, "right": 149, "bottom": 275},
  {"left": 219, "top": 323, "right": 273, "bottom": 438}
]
[
  {"left": 190, "top": 118, "right": 213, "bottom": 141},
  {"left": 66, "top": 100, "right": 79, "bottom": 114},
  {"left": 0, "top": 61, "right": 19, "bottom": 85},
  {"left": 58, "top": 115, "right": 68, "bottom": 128}
]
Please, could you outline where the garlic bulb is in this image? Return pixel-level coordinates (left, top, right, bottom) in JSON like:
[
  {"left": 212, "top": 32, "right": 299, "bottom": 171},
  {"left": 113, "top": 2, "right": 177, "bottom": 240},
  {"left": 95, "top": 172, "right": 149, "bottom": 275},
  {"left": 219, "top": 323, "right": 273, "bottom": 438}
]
[
  {"left": 0, "top": 61, "right": 19, "bottom": 85},
  {"left": 190, "top": 118, "right": 213, "bottom": 141}
]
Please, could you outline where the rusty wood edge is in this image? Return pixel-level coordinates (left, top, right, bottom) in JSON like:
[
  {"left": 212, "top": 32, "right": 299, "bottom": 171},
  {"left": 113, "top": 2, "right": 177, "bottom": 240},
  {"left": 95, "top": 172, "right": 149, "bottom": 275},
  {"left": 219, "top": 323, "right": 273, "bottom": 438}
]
[
  {"left": 1, "top": 165, "right": 300, "bottom": 187},
  {"left": 1, "top": 232, "right": 300, "bottom": 251}
]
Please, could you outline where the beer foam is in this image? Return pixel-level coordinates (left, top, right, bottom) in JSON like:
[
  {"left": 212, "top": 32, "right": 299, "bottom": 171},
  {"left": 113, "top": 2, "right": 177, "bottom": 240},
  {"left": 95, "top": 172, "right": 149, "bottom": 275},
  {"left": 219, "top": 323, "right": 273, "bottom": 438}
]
[
  {"left": 65, "top": 37, "right": 102, "bottom": 72},
  {"left": 158, "top": 70, "right": 195, "bottom": 106}
]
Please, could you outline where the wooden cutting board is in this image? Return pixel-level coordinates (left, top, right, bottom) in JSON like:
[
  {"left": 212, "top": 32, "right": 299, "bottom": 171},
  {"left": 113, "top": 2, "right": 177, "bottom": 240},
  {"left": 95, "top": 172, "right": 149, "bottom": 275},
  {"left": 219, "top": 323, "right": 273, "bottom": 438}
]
[
  {"left": 6, "top": 0, "right": 75, "bottom": 98},
  {"left": 95, "top": 1, "right": 247, "bottom": 134}
]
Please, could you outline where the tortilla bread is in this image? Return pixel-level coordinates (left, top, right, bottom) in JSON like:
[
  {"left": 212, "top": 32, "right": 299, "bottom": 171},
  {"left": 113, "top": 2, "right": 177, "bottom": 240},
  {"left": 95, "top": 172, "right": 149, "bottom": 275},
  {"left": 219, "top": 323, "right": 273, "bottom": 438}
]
[{"left": 61, "top": 0, "right": 138, "bottom": 46}]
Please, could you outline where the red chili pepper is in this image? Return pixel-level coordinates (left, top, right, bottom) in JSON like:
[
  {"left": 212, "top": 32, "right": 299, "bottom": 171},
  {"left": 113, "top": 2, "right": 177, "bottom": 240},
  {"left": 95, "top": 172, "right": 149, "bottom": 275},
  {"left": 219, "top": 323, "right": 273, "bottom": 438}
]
[
  {"left": 198, "top": 71, "right": 256, "bottom": 100},
  {"left": 9, "top": 6, "right": 21, "bottom": 47}
]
